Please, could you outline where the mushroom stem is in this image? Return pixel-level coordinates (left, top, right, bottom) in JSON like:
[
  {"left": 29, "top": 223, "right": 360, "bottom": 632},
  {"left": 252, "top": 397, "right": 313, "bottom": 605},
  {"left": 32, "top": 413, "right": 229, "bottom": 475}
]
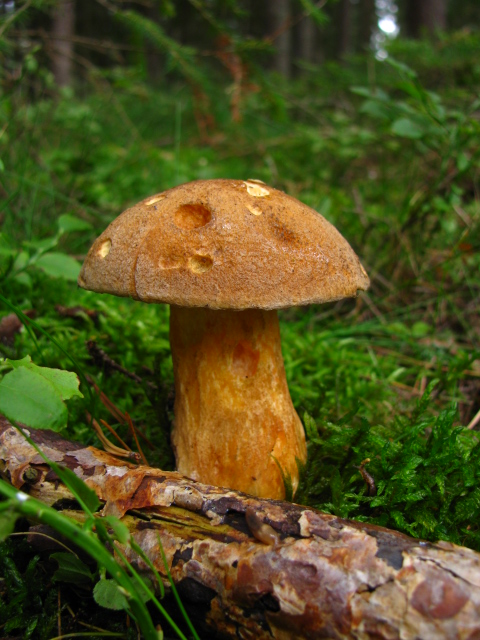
[{"left": 169, "top": 306, "right": 307, "bottom": 499}]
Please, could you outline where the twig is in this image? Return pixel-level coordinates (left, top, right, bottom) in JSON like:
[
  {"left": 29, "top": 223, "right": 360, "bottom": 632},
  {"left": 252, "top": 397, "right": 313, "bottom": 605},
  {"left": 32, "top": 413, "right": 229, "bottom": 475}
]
[
  {"left": 86, "top": 374, "right": 129, "bottom": 425},
  {"left": 86, "top": 375, "right": 158, "bottom": 452},
  {"left": 360, "top": 292, "right": 387, "bottom": 325},
  {"left": 11, "top": 28, "right": 143, "bottom": 53},
  {"left": 86, "top": 411, "right": 141, "bottom": 462},
  {"left": 467, "top": 407, "right": 480, "bottom": 430},
  {"left": 0, "top": 0, "right": 32, "bottom": 38},
  {"left": 86, "top": 341, "right": 159, "bottom": 393},
  {"left": 372, "top": 345, "right": 480, "bottom": 378},
  {"left": 125, "top": 412, "right": 149, "bottom": 466},
  {"left": 86, "top": 340, "right": 144, "bottom": 385},
  {"left": 264, "top": 0, "right": 327, "bottom": 44},
  {"left": 57, "top": 588, "right": 62, "bottom": 638}
]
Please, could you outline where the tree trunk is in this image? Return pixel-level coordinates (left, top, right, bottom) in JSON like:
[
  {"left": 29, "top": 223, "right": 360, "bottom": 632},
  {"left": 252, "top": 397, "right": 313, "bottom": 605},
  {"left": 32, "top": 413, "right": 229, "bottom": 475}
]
[
  {"left": 297, "top": 14, "right": 317, "bottom": 66},
  {"left": 145, "top": 5, "right": 164, "bottom": 85},
  {"left": 2, "top": 418, "right": 480, "bottom": 639},
  {"left": 338, "top": 0, "right": 352, "bottom": 58},
  {"left": 51, "top": 0, "right": 75, "bottom": 87},
  {"left": 405, "top": 0, "right": 447, "bottom": 38},
  {"left": 267, "top": 0, "right": 292, "bottom": 78},
  {"left": 358, "top": 0, "right": 376, "bottom": 52}
]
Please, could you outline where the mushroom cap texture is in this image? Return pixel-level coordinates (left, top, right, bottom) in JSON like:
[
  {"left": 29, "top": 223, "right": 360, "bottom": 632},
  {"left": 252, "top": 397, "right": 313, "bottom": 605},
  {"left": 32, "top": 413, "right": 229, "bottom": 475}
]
[{"left": 78, "top": 179, "right": 370, "bottom": 310}]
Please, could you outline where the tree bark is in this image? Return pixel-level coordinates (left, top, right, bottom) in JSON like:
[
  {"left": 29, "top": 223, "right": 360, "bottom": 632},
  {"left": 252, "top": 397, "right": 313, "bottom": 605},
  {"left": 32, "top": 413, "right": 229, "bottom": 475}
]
[
  {"left": 297, "top": 14, "right": 317, "bottom": 66},
  {"left": 145, "top": 4, "right": 163, "bottom": 85},
  {"left": 51, "top": 0, "right": 75, "bottom": 87},
  {"left": 358, "top": 0, "right": 376, "bottom": 52},
  {"left": 267, "top": 0, "right": 292, "bottom": 78},
  {"left": 405, "top": 0, "right": 447, "bottom": 38},
  {"left": 2, "top": 418, "right": 480, "bottom": 639},
  {"left": 338, "top": 0, "right": 352, "bottom": 58}
]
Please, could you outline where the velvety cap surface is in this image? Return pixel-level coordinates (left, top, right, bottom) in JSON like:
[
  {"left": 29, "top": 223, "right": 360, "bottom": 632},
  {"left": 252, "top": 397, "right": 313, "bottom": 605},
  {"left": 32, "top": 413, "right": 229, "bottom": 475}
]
[{"left": 78, "top": 179, "right": 369, "bottom": 309}]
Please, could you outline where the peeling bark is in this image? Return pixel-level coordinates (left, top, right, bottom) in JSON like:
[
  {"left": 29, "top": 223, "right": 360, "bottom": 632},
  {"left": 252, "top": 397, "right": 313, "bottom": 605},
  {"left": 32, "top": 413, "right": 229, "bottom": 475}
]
[{"left": 2, "top": 417, "right": 480, "bottom": 639}]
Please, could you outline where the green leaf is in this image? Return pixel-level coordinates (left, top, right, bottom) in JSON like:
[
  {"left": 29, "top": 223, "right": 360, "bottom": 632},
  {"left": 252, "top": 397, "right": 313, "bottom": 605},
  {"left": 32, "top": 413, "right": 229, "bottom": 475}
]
[
  {"left": 456, "top": 152, "right": 470, "bottom": 172},
  {"left": 23, "top": 236, "right": 59, "bottom": 252},
  {"left": 0, "top": 367, "right": 67, "bottom": 431},
  {"left": 391, "top": 118, "right": 424, "bottom": 139},
  {"left": 351, "top": 86, "right": 374, "bottom": 98},
  {"left": 385, "top": 57, "right": 418, "bottom": 80},
  {"left": 103, "top": 516, "right": 131, "bottom": 544},
  {"left": 94, "top": 579, "right": 129, "bottom": 611},
  {"left": 51, "top": 552, "right": 94, "bottom": 584},
  {"left": 57, "top": 214, "right": 93, "bottom": 234},
  {"left": 7, "top": 356, "right": 83, "bottom": 401},
  {"left": 35, "top": 252, "right": 81, "bottom": 281},
  {"left": 0, "top": 508, "right": 19, "bottom": 542},
  {"left": 13, "top": 272, "right": 32, "bottom": 288},
  {"left": 412, "top": 321, "right": 431, "bottom": 337},
  {"left": 360, "top": 100, "right": 391, "bottom": 121}
]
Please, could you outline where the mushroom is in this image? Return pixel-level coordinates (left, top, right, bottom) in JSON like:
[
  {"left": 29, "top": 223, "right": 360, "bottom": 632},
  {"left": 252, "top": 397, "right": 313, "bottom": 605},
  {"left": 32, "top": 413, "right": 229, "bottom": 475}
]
[{"left": 78, "top": 179, "right": 369, "bottom": 499}]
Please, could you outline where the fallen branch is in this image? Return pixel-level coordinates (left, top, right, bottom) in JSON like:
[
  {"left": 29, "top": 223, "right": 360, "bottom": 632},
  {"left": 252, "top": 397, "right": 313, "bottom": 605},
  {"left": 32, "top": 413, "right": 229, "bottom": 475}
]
[{"left": 1, "top": 417, "right": 480, "bottom": 639}]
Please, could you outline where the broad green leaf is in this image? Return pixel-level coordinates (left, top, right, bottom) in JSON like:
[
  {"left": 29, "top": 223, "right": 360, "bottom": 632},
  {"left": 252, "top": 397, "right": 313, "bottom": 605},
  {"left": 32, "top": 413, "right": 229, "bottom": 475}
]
[
  {"left": 385, "top": 57, "right": 417, "bottom": 79},
  {"left": 0, "top": 367, "right": 67, "bottom": 431},
  {"left": 93, "top": 579, "right": 129, "bottom": 611},
  {"left": 51, "top": 552, "right": 94, "bottom": 584},
  {"left": 13, "top": 250, "right": 29, "bottom": 270},
  {"left": 360, "top": 100, "right": 390, "bottom": 121},
  {"left": 35, "top": 252, "right": 81, "bottom": 281},
  {"left": 391, "top": 118, "right": 424, "bottom": 139},
  {"left": 350, "top": 86, "right": 374, "bottom": 98},
  {"left": 23, "top": 236, "right": 59, "bottom": 252},
  {"left": 351, "top": 86, "right": 390, "bottom": 101},
  {"left": 13, "top": 272, "right": 32, "bottom": 288},
  {"left": 7, "top": 356, "right": 83, "bottom": 401},
  {"left": 396, "top": 80, "right": 424, "bottom": 101},
  {"left": 57, "top": 214, "right": 93, "bottom": 234}
]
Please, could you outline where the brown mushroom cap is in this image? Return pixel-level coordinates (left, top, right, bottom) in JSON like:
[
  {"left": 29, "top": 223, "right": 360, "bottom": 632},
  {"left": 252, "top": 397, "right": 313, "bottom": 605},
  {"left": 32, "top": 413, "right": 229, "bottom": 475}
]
[{"left": 78, "top": 179, "right": 369, "bottom": 309}]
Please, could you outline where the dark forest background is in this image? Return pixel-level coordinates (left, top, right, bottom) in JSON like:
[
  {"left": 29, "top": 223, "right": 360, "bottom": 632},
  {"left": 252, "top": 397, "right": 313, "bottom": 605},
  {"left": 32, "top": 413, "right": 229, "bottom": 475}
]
[{"left": 4, "top": 0, "right": 480, "bottom": 90}]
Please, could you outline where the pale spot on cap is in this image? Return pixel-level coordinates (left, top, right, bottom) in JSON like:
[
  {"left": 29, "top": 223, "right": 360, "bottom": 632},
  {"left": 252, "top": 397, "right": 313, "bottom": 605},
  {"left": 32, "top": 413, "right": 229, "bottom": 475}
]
[
  {"left": 245, "top": 181, "right": 269, "bottom": 197},
  {"left": 145, "top": 195, "right": 166, "bottom": 206},
  {"left": 159, "top": 255, "right": 182, "bottom": 270},
  {"left": 246, "top": 204, "right": 263, "bottom": 216},
  {"left": 188, "top": 255, "right": 213, "bottom": 274},
  {"left": 97, "top": 239, "right": 111, "bottom": 258}
]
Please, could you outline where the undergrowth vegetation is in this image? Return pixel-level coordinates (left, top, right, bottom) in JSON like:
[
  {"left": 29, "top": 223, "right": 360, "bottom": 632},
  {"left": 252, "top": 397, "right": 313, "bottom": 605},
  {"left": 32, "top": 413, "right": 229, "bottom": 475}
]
[{"left": 0, "top": 28, "right": 479, "bottom": 639}]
